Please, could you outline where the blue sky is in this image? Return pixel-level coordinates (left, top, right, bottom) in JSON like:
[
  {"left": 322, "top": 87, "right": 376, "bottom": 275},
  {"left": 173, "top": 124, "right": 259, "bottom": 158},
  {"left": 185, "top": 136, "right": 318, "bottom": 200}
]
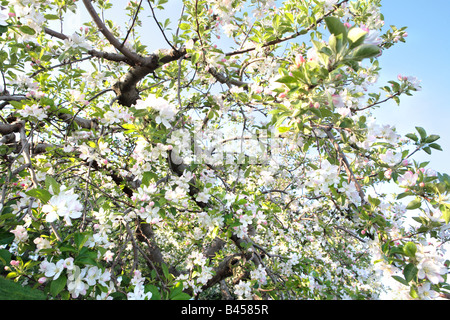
[{"left": 375, "top": 0, "right": 450, "bottom": 174}]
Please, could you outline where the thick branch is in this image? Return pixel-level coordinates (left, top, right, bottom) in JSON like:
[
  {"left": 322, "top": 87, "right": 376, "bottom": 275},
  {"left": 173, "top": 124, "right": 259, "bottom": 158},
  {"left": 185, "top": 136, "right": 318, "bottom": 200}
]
[
  {"left": 57, "top": 112, "right": 99, "bottom": 130},
  {"left": 200, "top": 254, "right": 241, "bottom": 291},
  {"left": 0, "top": 95, "right": 27, "bottom": 102},
  {"left": 112, "top": 48, "right": 186, "bottom": 107},
  {"left": 0, "top": 122, "right": 24, "bottom": 135}
]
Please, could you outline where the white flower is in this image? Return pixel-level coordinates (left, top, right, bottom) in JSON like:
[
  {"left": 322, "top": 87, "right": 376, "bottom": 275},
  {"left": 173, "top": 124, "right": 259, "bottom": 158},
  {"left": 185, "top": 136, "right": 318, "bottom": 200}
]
[
  {"left": 364, "top": 30, "right": 382, "bottom": 46},
  {"left": 34, "top": 237, "right": 51, "bottom": 252},
  {"left": 398, "top": 171, "right": 418, "bottom": 187},
  {"left": 380, "top": 150, "right": 402, "bottom": 166},
  {"left": 10, "top": 225, "right": 28, "bottom": 243},
  {"left": 63, "top": 257, "right": 75, "bottom": 271},
  {"left": 185, "top": 39, "right": 195, "bottom": 50},
  {"left": 322, "top": 0, "right": 338, "bottom": 11},
  {"left": 250, "top": 265, "right": 268, "bottom": 286},
  {"left": 67, "top": 266, "right": 88, "bottom": 298},
  {"left": 43, "top": 259, "right": 65, "bottom": 280},
  {"left": 127, "top": 283, "right": 152, "bottom": 300},
  {"left": 417, "top": 282, "right": 439, "bottom": 300},
  {"left": 85, "top": 266, "right": 101, "bottom": 286},
  {"left": 41, "top": 187, "right": 83, "bottom": 226},
  {"left": 306, "top": 47, "right": 319, "bottom": 63},
  {"left": 0, "top": 8, "right": 9, "bottom": 26},
  {"left": 133, "top": 99, "right": 150, "bottom": 110},
  {"left": 235, "top": 280, "right": 252, "bottom": 300},
  {"left": 135, "top": 95, "right": 177, "bottom": 128},
  {"left": 64, "top": 33, "right": 92, "bottom": 50},
  {"left": 196, "top": 191, "right": 210, "bottom": 203},
  {"left": 417, "top": 259, "right": 447, "bottom": 284},
  {"left": 18, "top": 104, "right": 48, "bottom": 121}
]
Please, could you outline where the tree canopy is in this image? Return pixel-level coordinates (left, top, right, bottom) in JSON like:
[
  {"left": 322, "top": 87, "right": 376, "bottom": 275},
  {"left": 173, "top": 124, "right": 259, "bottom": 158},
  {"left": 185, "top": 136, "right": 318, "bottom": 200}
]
[{"left": 0, "top": 0, "right": 449, "bottom": 300}]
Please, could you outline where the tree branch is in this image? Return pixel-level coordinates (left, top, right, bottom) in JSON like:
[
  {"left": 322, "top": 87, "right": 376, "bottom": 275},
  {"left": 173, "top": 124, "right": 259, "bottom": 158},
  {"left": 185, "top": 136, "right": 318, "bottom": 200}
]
[
  {"left": 324, "top": 127, "right": 366, "bottom": 203},
  {"left": 43, "top": 27, "right": 132, "bottom": 64},
  {"left": 0, "top": 121, "right": 24, "bottom": 135},
  {"left": 82, "top": 0, "right": 147, "bottom": 65},
  {"left": 224, "top": 0, "right": 350, "bottom": 57}
]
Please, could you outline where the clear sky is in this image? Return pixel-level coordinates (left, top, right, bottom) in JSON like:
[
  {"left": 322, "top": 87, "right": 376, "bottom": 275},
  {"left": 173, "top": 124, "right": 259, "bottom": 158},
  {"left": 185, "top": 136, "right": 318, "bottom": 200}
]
[{"left": 375, "top": 0, "right": 450, "bottom": 175}]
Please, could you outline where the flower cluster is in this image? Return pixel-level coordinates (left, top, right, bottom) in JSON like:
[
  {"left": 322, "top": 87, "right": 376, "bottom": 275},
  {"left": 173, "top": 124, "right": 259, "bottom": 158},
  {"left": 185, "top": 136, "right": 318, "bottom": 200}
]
[
  {"left": 41, "top": 186, "right": 83, "bottom": 226},
  {"left": 39, "top": 258, "right": 113, "bottom": 299},
  {"left": 18, "top": 104, "right": 48, "bottom": 121},
  {"left": 134, "top": 94, "right": 177, "bottom": 128},
  {"left": 127, "top": 270, "right": 152, "bottom": 300}
]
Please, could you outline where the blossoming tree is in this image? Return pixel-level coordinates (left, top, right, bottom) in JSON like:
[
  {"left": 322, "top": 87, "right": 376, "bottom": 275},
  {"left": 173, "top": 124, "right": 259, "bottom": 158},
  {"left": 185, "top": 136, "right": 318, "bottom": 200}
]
[{"left": 0, "top": 0, "right": 449, "bottom": 300}]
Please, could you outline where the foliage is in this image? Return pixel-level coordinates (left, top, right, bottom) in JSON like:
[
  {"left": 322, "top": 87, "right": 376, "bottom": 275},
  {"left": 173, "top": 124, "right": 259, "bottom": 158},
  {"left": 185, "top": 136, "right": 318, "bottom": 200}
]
[{"left": 0, "top": 0, "right": 448, "bottom": 300}]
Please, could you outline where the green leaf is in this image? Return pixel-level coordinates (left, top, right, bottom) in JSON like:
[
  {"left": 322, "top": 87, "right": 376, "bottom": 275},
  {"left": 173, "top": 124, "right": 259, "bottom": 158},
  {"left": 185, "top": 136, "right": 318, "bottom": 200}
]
[
  {"left": 406, "top": 198, "right": 421, "bottom": 210},
  {"left": 415, "top": 126, "right": 427, "bottom": 140},
  {"left": 0, "top": 25, "right": 8, "bottom": 35},
  {"left": 50, "top": 274, "right": 67, "bottom": 297},
  {"left": 191, "top": 52, "right": 200, "bottom": 64},
  {"left": 146, "top": 285, "right": 161, "bottom": 300},
  {"left": 439, "top": 204, "right": 450, "bottom": 224},
  {"left": 368, "top": 195, "right": 381, "bottom": 207},
  {"left": 0, "top": 277, "right": 47, "bottom": 300},
  {"left": 19, "top": 25, "right": 36, "bottom": 35},
  {"left": 403, "top": 242, "right": 417, "bottom": 257},
  {"left": 0, "top": 249, "right": 11, "bottom": 266},
  {"left": 45, "top": 176, "right": 60, "bottom": 194},
  {"left": 324, "top": 17, "right": 347, "bottom": 41},
  {"left": 179, "top": 23, "right": 190, "bottom": 31},
  {"left": 276, "top": 75, "right": 297, "bottom": 84},
  {"left": 392, "top": 275, "right": 408, "bottom": 286},
  {"left": 425, "top": 134, "right": 440, "bottom": 143},
  {"left": 429, "top": 143, "right": 442, "bottom": 151},
  {"left": 351, "top": 44, "right": 380, "bottom": 61},
  {"left": 347, "top": 27, "right": 367, "bottom": 49},
  {"left": 25, "top": 188, "right": 52, "bottom": 203},
  {"left": 409, "top": 286, "right": 419, "bottom": 299},
  {"left": 0, "top": 231, "right": 14, "bottom": 245},
  {"left": 405, "top": 133, "right": 418, "bottom": 142},
  {"left": 171, "top": 292, "right": 191, "bottom": 300},
  {"left": 396, "top": 192, "right": 413, "bottom": 200},
  {"left": 403, "top": 263, "right": 418, "bottom": 283},
  {"left": 161, "top": 263, "right": 170, "bottom": 280},
  {"left": 44, "top": 14, "right": 60, "bottom": 20},
  {"left": 141, "top": 171, "right": 156, "bottom": 187},
  {"left": 277, "top": 126, "right": 291, "bottom": 133},
  {"left": 74, "top": 232, "right": 90, "bottom": 251}
]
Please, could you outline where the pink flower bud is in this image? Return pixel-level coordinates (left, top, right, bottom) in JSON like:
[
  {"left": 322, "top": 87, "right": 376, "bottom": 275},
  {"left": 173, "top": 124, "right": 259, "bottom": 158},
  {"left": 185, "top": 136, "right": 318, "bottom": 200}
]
[
  {"left": 38, "top": 277, "right": 47, "bottom": 284},
  {"left": 10, "top": 260, "right": 20, "bottom": 267},
  {"left": 294, "top": 54, "right": 306, "bottom": 67}
]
